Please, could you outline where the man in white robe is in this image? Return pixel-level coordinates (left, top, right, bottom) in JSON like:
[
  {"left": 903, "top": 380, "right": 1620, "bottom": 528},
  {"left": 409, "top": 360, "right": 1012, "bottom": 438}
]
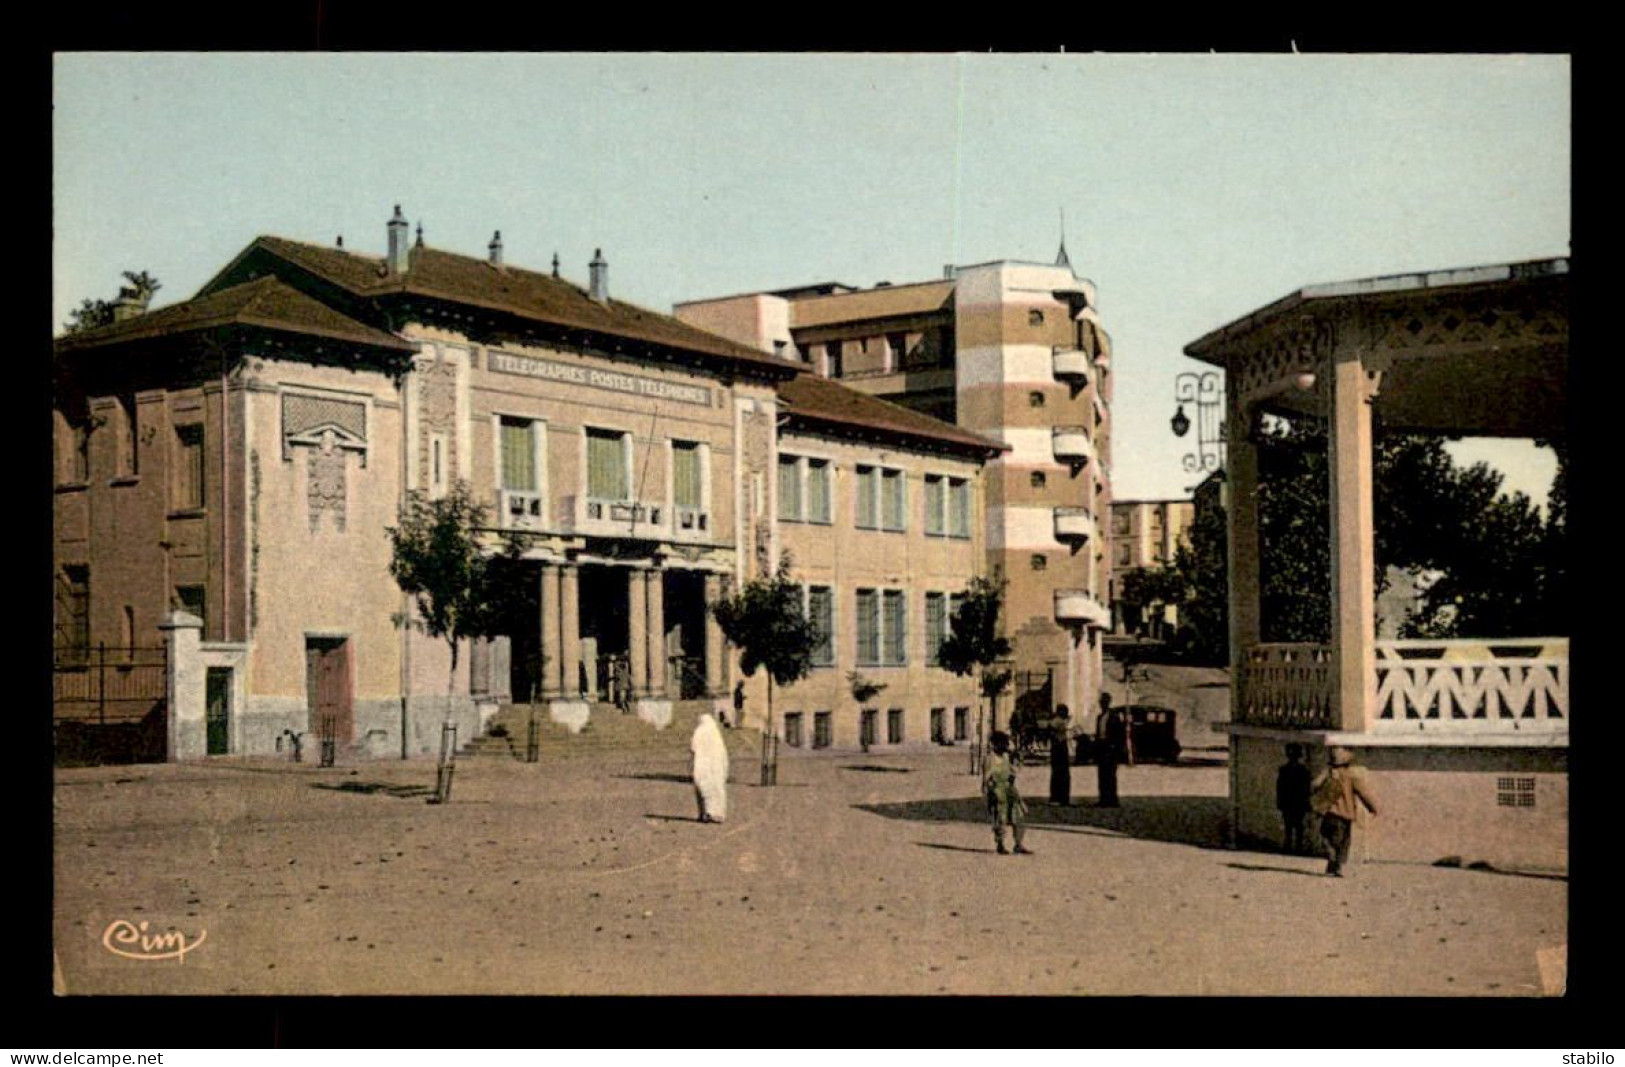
[{"left": 690, "top": 711, "right": 730, "bottom": 823}]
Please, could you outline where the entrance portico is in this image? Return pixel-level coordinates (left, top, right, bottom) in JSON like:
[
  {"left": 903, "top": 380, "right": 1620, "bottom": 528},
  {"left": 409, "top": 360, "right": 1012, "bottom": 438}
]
[
  {"left": 1187, "top": 259, "right": 1570, "bottom": 869},
  {"left": 518, "top": 548, "right": 731, "bottom": 732}
]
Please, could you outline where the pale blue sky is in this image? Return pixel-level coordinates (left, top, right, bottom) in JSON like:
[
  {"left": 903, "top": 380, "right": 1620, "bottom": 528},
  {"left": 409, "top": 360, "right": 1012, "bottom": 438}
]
[{"left": 53, "top": 52, "right": 1570, "bottom": 501}]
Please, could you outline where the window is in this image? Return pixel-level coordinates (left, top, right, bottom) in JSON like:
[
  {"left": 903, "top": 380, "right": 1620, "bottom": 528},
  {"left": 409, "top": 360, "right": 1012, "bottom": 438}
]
[
  {"left": 1115, "top": 542, "right": 1133, "bottom": 566},
  {"left": 778, "top": 454, "right": 803, "bottom": 521},
  {"left": 1031, "top": 471, "right": 1047, "bottom": 489},
  {"left": 1031, "top": 554, "right": 1048, "bottom": 572},
  {"left": 1029, "top": 309, "right": 1045, "bottom": 326},
  {"left": 888, "top": 332, "right": 908, "bottom": 366},
  {"left": 1112, "top": 510, "right": 1131, "bottom": 536},
  {"left": 855, "top": 466, "right": 878, "bottom": 529},
  {"left": 62, "top": 414, "right": 91, "bottom": 484},
  {"left": 807, "top": 585, "right": 835, "bottom": 667},
  {"left": 813, "top": 711, "right": 832, "bottom": 749},
  {"left": 924, "top": 475, "right": 945, "bottom": 536},
  {"left": 887, "top": 708, "right": 904, "bottom": 744},
  {"left": 672, "top": 441, "right": 703, "bottom": 511},
  {"left": 856, "top": 588, "right": 881, "bottom": 666},
  {"left": 1029, "top": 391, "right": 1046, "bottom": 408},
  {"left": 586, "top": 427, "right": 630, "bottom": 500},
  {"left": 173, "top": 424, "right": 204, "bottom": 509},
  {"left": 428, "top": 433, "right": 447, "bottom": 499},
  {"left": 882, "top": 590, "right": 907, "bottom": 666},
  {"left": 784, "top": 712, "right": 804, "bottom": 748},
  {"left": 860, "top": 708, "right": 878, "bottom": 747},
  {"left": 825, "top": 343, "right": 843, "bottom": 378},
  {"left": 56, "top": 565, "right": 90, "bottom": 659},
  {"left": 499, "top": 417, "right": 537, "bottom": 492},
  {"left": 175, "top": 585, "right": 206, "bottom": 634},
  {"left": 931, "top": 707, "right": 946, "bottom": 743},
  {"left": 880, "top": 469, "right": 906, "bottom": 531},
  {"left": 954, "top": 706, "right": 969, "bottom": 742},
  {"left": 117, "top": 394, "right": 139, "bottom": 476},
  {"left": 121, "top": 605, "right": 135, "bottom": 653},
  {"left": 925, "top": 592, "right": 948, "bottom": 666},
  {"left": 806, "top": 459, "right": 831, "bottom": 523},
  {"left": 948, "top": 478, "right": 970, "bottom": 539}
]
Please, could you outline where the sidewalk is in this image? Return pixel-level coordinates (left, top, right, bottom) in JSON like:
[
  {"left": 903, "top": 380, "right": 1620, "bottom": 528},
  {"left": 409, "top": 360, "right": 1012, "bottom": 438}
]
[{"left": 53, "top": 750, "right": 1566, "bottom": 995}]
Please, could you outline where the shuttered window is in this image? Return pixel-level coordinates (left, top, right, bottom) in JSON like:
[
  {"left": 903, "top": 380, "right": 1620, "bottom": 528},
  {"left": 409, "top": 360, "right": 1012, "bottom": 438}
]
[
  {"left": 924, "top": 475, "right": 945, "bottom": 535},
  {"left": 806, "top": 459, "right": 832, "bottom": 523},
  {"left": 778, "top": 454, "right": 803, "bottom": 521},
  {"left": 881, "top": 469, "right": 906, "bottom": 531},
  {"left": 856, "top": 589, "right": 880, "bottom": 666},
  {"left": 500, "top": 418, "right": 536, "bottom": 492},
  {"left": 673, "top": 441, "right": 703, "bottom": 510},
  {"left": 855, "top": 466, "right": 877, "bottom": 529},
  {"left": 808, "top": 585, "right": 835, "bottom": 666},
  {"left": 587, "top": 428, "right": 628, "bottom": 500},
  {"left": 925, "top": 592, "right": 947, "bottom": 666},
  {"left": 174, "top": 425, "right": 204, "bottom": 509},
  {"left": 949, "top": 478, "right": 971, "bottom": 538},
  {"left": 883, "top": 590, "right": 907, "bottom": 665}
]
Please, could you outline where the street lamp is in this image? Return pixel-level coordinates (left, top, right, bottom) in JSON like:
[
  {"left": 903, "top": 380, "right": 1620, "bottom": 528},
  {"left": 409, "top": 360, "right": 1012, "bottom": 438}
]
[{"left": 1171, "top": 371, "right": 1225, "bottom": 474}]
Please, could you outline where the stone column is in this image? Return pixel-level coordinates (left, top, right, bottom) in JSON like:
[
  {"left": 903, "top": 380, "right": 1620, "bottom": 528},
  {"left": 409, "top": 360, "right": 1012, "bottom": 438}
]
[
  {"left": 160, "top": 611, "right": 204, "bottom": 761},
  {"left": 560, "top": 563, "right": 582, "bottom": 698},
  {"left": 540, "top": 563, "right": 562, "bottom": 699},
  {"left": 1226, "top": 404, "right": 1262, "bottom": 700},
  {"left": 703, "top": 572, "right": 726, "bottom": 697},
  {"left": 646, "top": 569, "right": 667, "bottom": 699},
  {"left": 1328, "top": 349, "right": 1376, "bottom": 733},
  {"left": 627, "top": 566, "right": 648, "bottom": 698}
]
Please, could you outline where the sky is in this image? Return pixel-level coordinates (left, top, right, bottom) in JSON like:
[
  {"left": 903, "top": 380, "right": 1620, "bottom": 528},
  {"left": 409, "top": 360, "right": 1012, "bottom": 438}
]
[{"left": 52, "top": 52, "right": 1570, "bottom": 502}]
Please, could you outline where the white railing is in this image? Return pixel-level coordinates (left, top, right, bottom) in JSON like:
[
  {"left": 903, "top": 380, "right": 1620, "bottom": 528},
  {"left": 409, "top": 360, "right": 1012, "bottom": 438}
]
[
  {"left": 1054, "top": 589, "right": 1110, "bottom": 629},
  {"left": 1373, "top": 638, "right": 1568, "bottom": 734},
  {"left": 499, "top": 489, "right": 544, "bottom": 531},
  {"left": 1239, "top": 643, "right": 1335, "bottom": 729}
]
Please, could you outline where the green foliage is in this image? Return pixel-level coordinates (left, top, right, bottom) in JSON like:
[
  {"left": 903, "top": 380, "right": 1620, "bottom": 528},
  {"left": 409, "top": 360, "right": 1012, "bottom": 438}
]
[
  {"left": 62, "top": 271, "right": 162, "bottom": 335},
  {"left": 386, "top": 482, "right": 526, "bottom": 671},
  {"left": 937, "top": 575, "right": 1012, "bottom": 678},
  {"left": 1118, "top": 564, "right": 1187, "bottom": 632},
  {"left": 847, "top": 671, "right": 887, "bottom": 704},
  {"left": 1255, "top": 417, "right": 1332, "bottom": 643},
  {"left": 710, "top": 555, "right": 818, "bottom": 689},
  {"left": 1171, "top": 475, "right": 1230, "bottom": 664}
]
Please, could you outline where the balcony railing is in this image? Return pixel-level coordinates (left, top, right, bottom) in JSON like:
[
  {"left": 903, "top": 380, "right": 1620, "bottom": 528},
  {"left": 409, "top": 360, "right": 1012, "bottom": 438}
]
[
  {"left": 499, "top": 489, "right": 545, "bottom": 531},
  {"left": 1237, "top": 643, "right": 1335, "bottom": 729},
  {"left": 1052, "top": 347, "right": 1091, "bottom": 385},
  {"left": 1053, "top": 506, "right": 1097, "bottom": 544},
  {"left": 1054, "top": 588, "right": 1110, "bottom": 629},
  {"left": 1052, "top": 426, "right": 1094, "bottom": 466},
  {"left": 1373, "top": 638, "right": 1567, "bottom": 735}
]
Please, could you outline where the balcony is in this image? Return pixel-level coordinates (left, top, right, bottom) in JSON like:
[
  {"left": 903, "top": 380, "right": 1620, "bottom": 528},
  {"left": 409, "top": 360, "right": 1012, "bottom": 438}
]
[
  {"left": 1373, "top": 638, "right": 1567, "bottom": 737},
  {"left": 1054, "top": 588, "right": 1110, "bottom": 629},
  {"left": 1052, "top": 347, "right": 1092, "bottom": 385},
  {"left": 499, "top": 489, "right": 545, "bottom": 532},
  {"left": 1051, "top": 426, "right": 1095, "bottom": 467},
  {"left": 572, "top": 496, "right": 666, "bottom": 540},
  {"left": 672, "top": 506, "right": 712, "bottom": 544},
  {"left": 1053, "top": 506, "right": 1097, "bottom": 544}
]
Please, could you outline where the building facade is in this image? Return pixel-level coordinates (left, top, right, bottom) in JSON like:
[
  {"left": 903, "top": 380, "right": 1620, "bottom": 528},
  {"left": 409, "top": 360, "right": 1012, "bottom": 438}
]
[
  {"left": 675, "top": 251, "right": 1115, "bottom": 727},
  {"left": 1109, "top": 497, "right": 1195, "bottom": 636},
  {"left": 53, "top": 210, "right": 998, "bottom": 761}
]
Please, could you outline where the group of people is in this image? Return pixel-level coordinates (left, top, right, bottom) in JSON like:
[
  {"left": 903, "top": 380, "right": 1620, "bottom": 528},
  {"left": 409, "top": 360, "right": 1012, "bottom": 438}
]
[{"left": 983, "top": 693, "right": 1132, "bottom": 855}]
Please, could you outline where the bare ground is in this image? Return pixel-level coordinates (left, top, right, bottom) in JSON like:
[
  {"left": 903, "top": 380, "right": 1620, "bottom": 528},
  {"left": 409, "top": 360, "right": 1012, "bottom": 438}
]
[{"left": 53, "top": 749, "right": 1566, "bottom": 996}]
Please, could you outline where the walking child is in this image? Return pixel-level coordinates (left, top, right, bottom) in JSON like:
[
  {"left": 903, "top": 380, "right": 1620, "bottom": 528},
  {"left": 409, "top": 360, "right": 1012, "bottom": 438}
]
[
  {"left": 1310, "top": 746, "right": 1379, "bottom": 877},
  {"left": 983, "top": 731, "right": 1031, "bottom": 855}
]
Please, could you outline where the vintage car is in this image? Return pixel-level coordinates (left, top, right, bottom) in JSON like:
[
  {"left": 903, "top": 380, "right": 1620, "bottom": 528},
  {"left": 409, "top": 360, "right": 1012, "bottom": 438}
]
[{"left": 1073, "top": 705, "right": 1182, "bottom": 765}]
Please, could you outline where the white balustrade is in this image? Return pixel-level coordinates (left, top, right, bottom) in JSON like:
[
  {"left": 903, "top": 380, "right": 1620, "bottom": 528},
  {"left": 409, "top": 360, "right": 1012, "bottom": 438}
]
[
  {"left": 1373, "top": 638, "right": 1568, "bottom": 733},
  {"left": 1238, "top": 643, "right": 1335, "bottom": 729}
]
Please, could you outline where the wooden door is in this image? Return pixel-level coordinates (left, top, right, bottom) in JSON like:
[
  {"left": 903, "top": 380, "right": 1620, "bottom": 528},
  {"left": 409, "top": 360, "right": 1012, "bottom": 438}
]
[{"left": 305, "top": 637, "right": 354, "bottom": 744}]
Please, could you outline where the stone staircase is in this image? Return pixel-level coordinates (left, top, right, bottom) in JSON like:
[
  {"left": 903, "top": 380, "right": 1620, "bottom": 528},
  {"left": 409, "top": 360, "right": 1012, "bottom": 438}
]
[{"left": 458, "top": 700, "right": 760, "bottom": 762}]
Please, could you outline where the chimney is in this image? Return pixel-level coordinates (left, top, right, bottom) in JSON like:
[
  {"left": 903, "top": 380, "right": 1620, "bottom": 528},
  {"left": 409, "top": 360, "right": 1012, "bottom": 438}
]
[
  {"left": 589, "top": 249, "right": 609, "bottom": 303},
  {"left": 110, "top": 290, "right": 148, "bottom": 323},
  {"left": 943, "top": 264, "right": 956, "bottom": 279},
  {"left": 387, "top": 205, "right": 409, "bottom": 274},
  {"left": 488, "top": 230, "right": 504, "bottom": 266}
]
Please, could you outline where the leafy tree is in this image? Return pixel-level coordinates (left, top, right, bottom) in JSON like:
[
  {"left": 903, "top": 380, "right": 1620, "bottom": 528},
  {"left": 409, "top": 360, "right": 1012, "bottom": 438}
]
[
  {"left": 1171, "top": 474, "right": 1229, "bottom": 664},
  {"left": 710, "top": 555, "right": 819, "bottom": 785},
  {"left": 62, "top": 271, "right": 162, "bottom": 335},
  {"left": 1118, "top": 565, "right": 1187, "bottom": 635},
  {"left": 937, "top": 575, "right": 1013, "bottom": 775},
  {"left": 386, "top": 481, "right": 525, "bottom": 798}
]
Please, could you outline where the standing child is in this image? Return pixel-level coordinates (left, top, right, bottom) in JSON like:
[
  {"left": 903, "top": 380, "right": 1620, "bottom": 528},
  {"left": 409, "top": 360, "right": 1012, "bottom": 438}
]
[
  {"left": 1275, "top": 743, "right": 1312, "bottom": 854},
  {"left": 983, "top": 731, "right": 1032, "bottom": 855}
]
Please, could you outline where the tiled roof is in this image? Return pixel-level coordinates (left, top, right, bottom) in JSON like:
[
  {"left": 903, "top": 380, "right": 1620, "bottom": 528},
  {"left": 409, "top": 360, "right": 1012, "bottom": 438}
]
[
  {"left": 229, "top": 237, "right": 797, "bottom": 377},
  {"left": 54, "top": 276, "right": 414, "bottom": 354},
  {"left": 779, "top": 372, "right": 1004, "bottom": 458}
]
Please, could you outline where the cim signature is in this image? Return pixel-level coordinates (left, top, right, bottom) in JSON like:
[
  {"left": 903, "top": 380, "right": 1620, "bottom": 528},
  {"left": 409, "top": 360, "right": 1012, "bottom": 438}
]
[{"left": 101, "top": 919, "right": 207, "bottom": 962}]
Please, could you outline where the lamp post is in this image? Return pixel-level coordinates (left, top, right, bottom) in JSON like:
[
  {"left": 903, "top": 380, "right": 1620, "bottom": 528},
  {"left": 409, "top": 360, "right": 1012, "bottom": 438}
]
[{"left": 1171, "top": 371, "right": 1226, "bottom": 474}]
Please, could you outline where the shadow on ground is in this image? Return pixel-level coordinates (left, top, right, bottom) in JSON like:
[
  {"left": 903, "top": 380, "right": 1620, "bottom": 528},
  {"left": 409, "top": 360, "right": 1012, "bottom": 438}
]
[
  {"left": 855, "top": 794, "right": 1229, "bottom": 849},
  {"left": 311, "top": 780, "right": 435, "bottom": 799},
  {"left": 615, "top": 772, "right": 694, "bottom": 784},
  {"left": 840, "top": 764, "right": 913, "bottom": 774}
]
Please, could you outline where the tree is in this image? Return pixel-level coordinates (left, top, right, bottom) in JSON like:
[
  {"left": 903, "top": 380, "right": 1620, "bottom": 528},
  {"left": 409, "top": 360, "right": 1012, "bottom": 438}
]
[
  {"left": 386, "top": 481, "right": 525, "bottom": 800},
  {"left": 710, "top": 555, "right": 819, "bottom": 786},
  {"left": 62, "top": 271, "right": 162, "bottom": 335},
  {"left": 1118, "top": 565, "right": 1186, "bottom": 636},
  {"left": 1171, "top": 474, "right": 1229, "bottom": 665},
  {"left": 937, "top": 575, "right": 1013, "bottom": 776}
]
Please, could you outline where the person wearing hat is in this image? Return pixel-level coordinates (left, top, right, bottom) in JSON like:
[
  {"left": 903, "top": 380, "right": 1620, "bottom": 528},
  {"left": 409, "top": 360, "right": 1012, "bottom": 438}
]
[{"left": 1310, "top": 746, "right": 1379, "bottom": 876}]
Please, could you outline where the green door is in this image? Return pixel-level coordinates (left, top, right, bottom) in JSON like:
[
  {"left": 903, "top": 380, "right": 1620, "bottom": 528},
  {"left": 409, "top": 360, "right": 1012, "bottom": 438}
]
[{"left": 205, "top": 668, "right": 231, "bottom": 755}]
